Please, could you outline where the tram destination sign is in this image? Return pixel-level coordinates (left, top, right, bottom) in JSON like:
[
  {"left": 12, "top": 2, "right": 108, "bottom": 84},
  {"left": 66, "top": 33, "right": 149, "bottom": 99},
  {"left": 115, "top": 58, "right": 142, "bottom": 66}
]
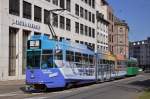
[{"left": 28, "top": 40, "right": 41, "bottom": 49}]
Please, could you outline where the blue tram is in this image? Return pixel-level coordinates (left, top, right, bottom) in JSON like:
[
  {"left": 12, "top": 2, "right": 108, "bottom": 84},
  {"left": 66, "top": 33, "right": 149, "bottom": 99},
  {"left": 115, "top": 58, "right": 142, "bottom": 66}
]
[{"left": 26, "top": 35, "right": 127, "bottom": 90}]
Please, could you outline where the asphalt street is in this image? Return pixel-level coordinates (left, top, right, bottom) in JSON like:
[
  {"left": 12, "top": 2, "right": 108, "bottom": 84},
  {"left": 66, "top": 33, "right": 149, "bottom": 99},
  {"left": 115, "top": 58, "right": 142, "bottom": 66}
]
[{"left": 0, "top": 73, "right": 150, "bottom": 99}]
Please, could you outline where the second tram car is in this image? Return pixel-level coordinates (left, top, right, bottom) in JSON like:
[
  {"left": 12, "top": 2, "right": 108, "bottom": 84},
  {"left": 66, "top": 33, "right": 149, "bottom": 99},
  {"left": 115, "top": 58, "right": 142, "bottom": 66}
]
[{"left": 126, "top": 58, "right": 139, "bottom": 76}]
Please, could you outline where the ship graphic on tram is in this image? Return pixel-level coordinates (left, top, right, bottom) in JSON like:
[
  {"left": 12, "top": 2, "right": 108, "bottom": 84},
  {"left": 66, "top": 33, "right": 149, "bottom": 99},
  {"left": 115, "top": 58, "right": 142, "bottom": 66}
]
[{"left": 26, "top": 35, "right": 127, "bottom": 90}]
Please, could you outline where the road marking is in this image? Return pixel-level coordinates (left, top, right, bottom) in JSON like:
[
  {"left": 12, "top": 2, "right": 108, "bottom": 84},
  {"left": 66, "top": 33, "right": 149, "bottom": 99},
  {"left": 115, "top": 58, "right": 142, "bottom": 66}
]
[
  {"left": 82, "top": 86, "right": 91, "bottom": 90},
  {"left": 53, "top": 90, "right": 73, "bottom": 94},
  {"left": 24, "top": 96, "right": 47, "bottom": 99},
  {"left": 62, "top": 90, "right": 73, "bottom": 93},
  {"left": 31, "top": 93, "right": 43, "bottom": 95}
]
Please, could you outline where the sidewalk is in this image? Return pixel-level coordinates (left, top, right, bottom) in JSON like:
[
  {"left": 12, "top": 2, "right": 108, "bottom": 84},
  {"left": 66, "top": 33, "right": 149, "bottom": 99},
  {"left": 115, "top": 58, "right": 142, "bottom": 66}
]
[
  {"left": 0, "top": 80, "right": 25, "bottom": 86},
  {"left": 0, "top": 80, "right": 25, "bottom": 94}
]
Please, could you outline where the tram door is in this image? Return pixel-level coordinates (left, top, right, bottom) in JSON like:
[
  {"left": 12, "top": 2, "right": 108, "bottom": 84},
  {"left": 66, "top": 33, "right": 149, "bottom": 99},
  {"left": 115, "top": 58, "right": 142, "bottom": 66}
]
[
  {"left": 97, "top": 59, "right": 105, "bottom": 81},
  {"left": 105, "top": 60, "right": 111, "bottom": 80}
]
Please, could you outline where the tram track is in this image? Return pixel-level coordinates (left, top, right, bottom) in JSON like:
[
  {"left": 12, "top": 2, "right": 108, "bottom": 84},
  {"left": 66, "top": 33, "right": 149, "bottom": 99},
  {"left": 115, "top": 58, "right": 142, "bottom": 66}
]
[
  {"left": 0, "top": 74, "right": 148, "bottom": 99},
  {"left": 55, "top": 75, "right": 144, "bottom": 99},
  {"left": 56, "top": 83, "right": 122, "bottom": 98}
]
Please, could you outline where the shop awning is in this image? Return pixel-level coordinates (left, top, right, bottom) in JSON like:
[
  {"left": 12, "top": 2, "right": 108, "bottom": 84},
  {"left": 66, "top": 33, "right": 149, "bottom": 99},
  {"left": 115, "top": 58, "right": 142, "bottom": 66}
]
[{"left": 105, "top": 52, "right": 116, "bottom": 61}]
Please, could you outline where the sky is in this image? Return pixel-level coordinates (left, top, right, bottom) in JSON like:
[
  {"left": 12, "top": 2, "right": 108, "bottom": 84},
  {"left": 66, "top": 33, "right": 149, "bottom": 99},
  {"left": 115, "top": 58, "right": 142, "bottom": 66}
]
[{"left": 107, "top": 0, "right": 150, "bottom": 41}]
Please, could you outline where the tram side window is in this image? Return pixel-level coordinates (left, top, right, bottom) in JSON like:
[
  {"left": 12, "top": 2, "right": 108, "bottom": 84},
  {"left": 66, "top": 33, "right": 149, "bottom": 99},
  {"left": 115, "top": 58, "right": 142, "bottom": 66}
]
[
  {"left": 66, "top": 51, "right": 74, "bottom": 62},
  {"left": 75, "top": 52, "right": 82, "bottom": 62},
  {"left": 54, "top": 50, "right": 63, "bottom": 60},
  {"left": 41, "top": 50, "right": 53, "bottom": 69},
  {"left": 110, "top": 61, "right": 114, "bottom": 65},
  {"left": 89, "top": 55, "right": 94, "bottom": 65},
  {"left": 106, "top": 60, "right": 109, "bottom": 64},
  {"left": 100, "top": 59, "right": 103, "bottom": 64},
  {"left": 127, "top": 62, "right": 131, "bottom": 67},
  {"left": 117, "top": 61, "right": 121, "bottom": 65},
  {"left": 98, "top": 60, "right": 100, "bottom": 65},
  {"left": 103, "top": 60, "right": 106, "bottom": 64},
  {"left": 82, "top": 54, "right": 88, "bottom": 64},
  {"left": 98, "top": 59, "right": 102, "bottom": 65},
  {"left": 128, "top": 62, "right": 137, "bottom": 67}
]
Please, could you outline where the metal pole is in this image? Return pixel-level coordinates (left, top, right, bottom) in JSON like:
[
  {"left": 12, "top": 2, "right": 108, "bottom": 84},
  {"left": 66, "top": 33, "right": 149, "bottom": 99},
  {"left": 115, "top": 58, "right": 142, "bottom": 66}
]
[
  {"left": 47, "top": 9, "right": 67, "bottom": 40},
  {"left": 95, "top": 53, "right": 98, "bottom": 82}
]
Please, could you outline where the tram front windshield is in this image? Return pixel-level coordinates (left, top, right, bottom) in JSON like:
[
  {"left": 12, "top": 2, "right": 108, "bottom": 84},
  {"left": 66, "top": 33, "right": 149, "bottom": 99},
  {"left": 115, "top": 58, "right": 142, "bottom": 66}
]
[
  {"left": 41, "top": 50, "right": 54, "bottom": 69},
  {"left": 27, "top": 51, "right": 41, "bottom": 69}
]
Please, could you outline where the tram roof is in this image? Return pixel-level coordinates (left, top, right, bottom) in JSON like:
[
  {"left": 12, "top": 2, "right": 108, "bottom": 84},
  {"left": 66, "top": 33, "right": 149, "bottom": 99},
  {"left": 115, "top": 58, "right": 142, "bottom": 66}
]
[{"left": 30, "top": 35, "right": 95, "bottom": 55}]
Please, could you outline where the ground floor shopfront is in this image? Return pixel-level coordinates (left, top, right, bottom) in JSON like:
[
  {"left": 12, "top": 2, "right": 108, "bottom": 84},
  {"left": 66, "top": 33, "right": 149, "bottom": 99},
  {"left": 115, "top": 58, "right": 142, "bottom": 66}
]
[
  {"left": 0, "top": 14, "right": 46, "bottom": 80},
  {"left": 0, "top": 26, "right": 34, "bottom": 80}
]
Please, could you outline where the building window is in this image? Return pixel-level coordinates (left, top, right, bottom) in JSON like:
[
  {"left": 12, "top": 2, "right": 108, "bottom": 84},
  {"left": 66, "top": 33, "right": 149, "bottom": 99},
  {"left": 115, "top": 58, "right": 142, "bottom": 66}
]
[
  {"left": 60, "top": 16, "right": 65, "bottom": 29},
  {"left": 85, "top": 9, "right": 88, "bottom": 20},
  {"left": 80, "top": 24, "right": 84, "bottom": 35},
  {"left": 119, "top": 28, "right": 123, "bottom": 32},
  {"left": 75, "top": 22, "right": 79, "bottom": 33},
  {"left": 92, "top": 28, "right": 95, "bottom": 38},
  {"left": 112, "top": 14, "right": 114, "bottom": 22},
  {"left": 109, "top": 12, "right": 111, "bottom": 21},
  {"left": 66, "top": 38, "right": 71, "bottom": 41},
  {"left": 85, "top": 0, "right": 88, "bottom": 3},
  {"left": 23, "top": 1, "right": 31, "bottom": 19},
  {"left": 85, "top": 25, "right": 88, "bottom": 36},
  {"left": 92, "top": 0, "right": 95, "bottom": 8},
  {"left": 66, "top": 18, "right": 71, "bottom": 31},
  {"left": 92, "top": 14, "right": 95, "bottom": 23},
  {"left": 34, "top": 32, "right": 41, "bottom": 35},
  {"left": 88, "top": 0, "right": 91, "bottom": 6},
  {"left": 9, "top": 28, "right": 18, "bottom": 76},
  {"left": 80, "top": 7, "right": 84, "bottom": 18},
  {"left": 52, "top": 13, "right": 58, "bottom": 27},
  {"left": 52, "top": 0, "right": 58, "bottom": 5},
  {"left": 34, "top": 6, "right": 42, "bottom": 22},
  {"left": 75, "top": 4, "right": 79, "bottom": 16},
  {"left": 60, "top": 0, "right": 65, "bottom": 8},
  {"left": 112, "top": 25, "right": 113, "bottom": 32},
  {"left": 44, "top": 9, "right": 50, "bottom": 24},
  {"left": 112, "top": 35, "right": 113, "bottom": 42},
  {"left": 66, "top": 0, "right": 71, "bottom": 11},
  {"left": 89, "top": 27, "right": 91, "bottom": 37},
  {"left": 89, "top": 11, "right": 91, "bottom": 21},
  {"left": 75, "top": 40, "right": 79, "bottom": 43},
  {"left": 9, "top": 0, "right": 20, "bottom": 16},
  {"left": 45, "top": 0, "right": 50, "bottom": 2}
]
